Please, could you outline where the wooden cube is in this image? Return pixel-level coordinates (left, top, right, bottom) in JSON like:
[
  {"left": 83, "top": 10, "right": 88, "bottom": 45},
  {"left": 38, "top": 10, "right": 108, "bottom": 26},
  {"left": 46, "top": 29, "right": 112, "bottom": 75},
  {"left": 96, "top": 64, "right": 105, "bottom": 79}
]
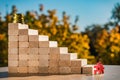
[
  {"left": 49, "top": 60, "right": 59, "bottom": 67},
  {"left": 8, "top": 30, "right": 18, "bottom": 35},
  {"left": 18, "top": 60, "right": 28, "bottom": 67},
  {"left": 29, "top": 54, "right": 39, "bottom": 61},
  {"left": 60, "top": 54, "right": 70, "bottom": 60},
  {"left": 8, "top": 48, "right": 18, "bottom": 54},
  {"left": 82, "top": 65, "right": 94, "bottom": 75},
  {"left": 39, "top": 59, "right": 49, "bottom": 67},
  {"left": 39, "top": 41, "right": 49, "bottom": 47},
  {"left": 19, "top": 35, "right": 28, "bottom": 41},
  {"left": 71, "top": 67, "right": 81, "bottom": 74},
  {"left": 18, "top": 67, "right": 28, "bottom": 73},
  {"left": 29, "top": 41, "right": 39, "bottom": 48},
  {"left": 29, "top": 35, "right": 39, "bottom": 41},
  {"left": 59, "top": 67, "right": 71, "bottom": 74},
  {"left": 28, "top": 67, "right": 39, "bottom": 73},
  {"left": 29, "top": 48, "right": 38, "bottom": 55},
  {"left": 59, "top": 47, "right": 68, "bottom": 54},
  {"left": 19, "top": 55, "right": 28, "bottom": 60},
  {"left": 28, "top": 61, "right": 39, "bottom": 67},
  {"left": 8, "top": 61, "right": 18, "bottom": 67},
  {"left": 8, "top": 41, "right": 18, "bottom": 48},
  {"left": 39, "top": 67, "right": 48, "bottom": 74},
  {"left": 39, "top": 48, "right": 49, "bottom": 55},
  {"left": 49, "top": 41, "right": 58, "bottom": 47},
  {"left": 19, "top": 29, "right": 28, "bottom": 35},
  {"left": 71, "top": 59, "right": 87, "bottom": 67},
  {"left": 49, "top": 53, "right": 60, "bottom": 60},
  {"left": 39, "top": 55, "right": 49, "bottom": 60},
  {"left": 19, "top": 42, "right": 29, "bottom": 47},
  {"left": 9, "top": 36, "right": 18, "bottom": 41},
  {"left": 70, "top": 53, "right": 77, "bottom": 60},
  {"left": 28, "top": 29, "right": 38, "bottom": 35},
  {"left": 39, "top": 35, "right": 49, "bottom": 41},
  {"left": 8, "top": 66, "right": 18, "bottom": 73},
  {"left": 59, "top": 60, "right": 71, "bottom": 67},
  {"left": 49, "top": 67, "right": 59, "bottom": 74},
  {"left": 50, "top": 47, "right": 59, "bottom": 54},
  {"left": 8, "top": 54, "right": 18, "bottom": 60},
  {"left": 19, "top": 48, "right": 28, "bottom": 54}
]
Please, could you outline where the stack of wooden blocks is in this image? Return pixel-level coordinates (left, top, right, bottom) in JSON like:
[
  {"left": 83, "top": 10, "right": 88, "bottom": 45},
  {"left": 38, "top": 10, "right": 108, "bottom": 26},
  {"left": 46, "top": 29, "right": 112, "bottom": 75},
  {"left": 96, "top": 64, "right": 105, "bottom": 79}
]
[{"left": 8, "top": 23, "right": 94, "bottom": 76}]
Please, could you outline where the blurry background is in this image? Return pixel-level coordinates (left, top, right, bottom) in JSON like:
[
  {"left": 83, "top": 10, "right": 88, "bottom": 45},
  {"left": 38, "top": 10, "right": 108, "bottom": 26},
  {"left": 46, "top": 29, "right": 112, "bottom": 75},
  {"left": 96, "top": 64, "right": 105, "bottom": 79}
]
[{"left": 0, "top": 0, "right": 120, "bottom": 66}]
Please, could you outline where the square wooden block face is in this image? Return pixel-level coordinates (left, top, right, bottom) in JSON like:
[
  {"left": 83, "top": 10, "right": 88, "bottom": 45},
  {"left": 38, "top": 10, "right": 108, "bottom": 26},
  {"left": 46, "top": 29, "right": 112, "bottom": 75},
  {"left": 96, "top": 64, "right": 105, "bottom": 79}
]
[
  {"left": 28, "top": 67, "right": 39, "bottom": 73},
  {"left": 59, "top": 47, "right": 68, "bottom": 54},
  {"left": 39, "top": 35, "right": 49, "bottom": 41},
  {"left": 8, "top": 67, "right": 18, "bottom": 73},
  {"left": 28, "top": 54, "right": 39, "bottom": 61},
  {"left": 18, "top": 60, "right": 28, "bottom": 67},
  {"left": 70, "top": 53, "right": 77, "bottom": 60},
  {"left": 49, "top": 53, "right": 60, "bottom": 60},
  {"left": 39, "top": 55, "right": 49, "bottom": 61},
  {"left": 82, "top": 66, "right": 94, "bottom": 75},
  {"left": 19, "top": 29, "right": 28, "bottom": 35},
  {"left": 29, "top": 41, "right": 39, "bottom": 48},
  {"left": 60, "top": 54, "right": 70, "bottom": 60},
  {"left": 9, "top": 36, "right": 18, "bottom": 41},
  {"left": 39, "top": 41, "right": 49, "bottom": 48},
  {"left": 8, "top": 30, "right": 18, "bottom": 35},
  {"left": 28, "top": 61, "right": 39, "bottom": 67},
  {"left": 29, "top": 48, "right": 38, "bottom": 55},
  {"left": 48, "top": 67, "right": 59, "bottom": 74},
  {"left": 19, "top": 48, "right": 29, "bottom": 54},
  {"left": 59, "top": 67, "right": 71, "bottom": 74},
  {"left": 8, "top": 55, "right": 18, "bottom": 61},
  {"left": 49, "top": 41, "right": 58, "bottom": 47},
  {"left": 29, "top": 35, "right": 39, "bottom": 41},
  {"left": 19, "top": 55, "right": 28, "bottom": 60},
  {"left": 71, "top": 67, "right": 81, "bottom": 74},
  {"left": 49, "top": 47, "right": 59, "bottom": 54},
  {"left": 19, "top": 42, "right": 29, "bottom": 48},
  {"left": 39, "top": 48, "right": 49, "bottom": 55},
  {"left": 18, "top": 67, "right": 28, "bottom": 73},
  {"left": 19, "top": 35, "right": 28, "bottom": 41},
  {"left": 39, "top": 67, "right": 48, "bottom": 74},
  {"left": 59, "top": 60, "right": 71, "bottom": 67},
  {"left": 39, "top": 59, "right": 49, "bottom": 67},
  {"left": 49, "top": 60, "right": 59, "bottom": 67},
  {"left": 8, "top": 41, "right": 18, "bottom": 48},
  {"left": 71, "top": 59, "right": 87, "bottom": 67},
  {"left": 8, "top": 48, "right": 18, "bottom": 54},
  {"left": 8, "top": 61, "right": 18, "bottom": 67}
]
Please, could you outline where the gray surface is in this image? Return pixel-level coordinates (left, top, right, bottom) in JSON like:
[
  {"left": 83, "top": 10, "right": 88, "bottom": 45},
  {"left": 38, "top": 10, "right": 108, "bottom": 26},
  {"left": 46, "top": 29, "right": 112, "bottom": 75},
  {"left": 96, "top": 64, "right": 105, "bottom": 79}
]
[{"left": 0, "top": 65, "right": 120, "bottom": 80}]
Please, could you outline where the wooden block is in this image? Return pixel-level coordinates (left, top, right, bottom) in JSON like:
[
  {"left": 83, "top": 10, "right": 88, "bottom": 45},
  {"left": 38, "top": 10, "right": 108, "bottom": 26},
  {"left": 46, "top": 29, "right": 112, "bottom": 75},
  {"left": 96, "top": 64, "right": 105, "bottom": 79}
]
[
  {"left": 71, "top": 67, "right": 81, "bottom": 74},
  {"left": 49, "top": 67, "right": 59, "bottom": 74},
  {"left": 28, "top": 29, "right": 38, "bottom": 35},
  {"left": 60, "top": 54, "right": 70, "bottom": 60},
  {"left": 39, "top": 67, "right": 48, "bottom": 74},
  {"left": 19, "top": 42, "right": 29, "bottom": 47},
  {"left": 29, "top": 48, "right": 38, "bottom": 55},
  {"left": 9, "top": 36, "right": 18, "bottom": 41},
  {"left": 8, "top": 54, "right": 18, "bottom": 60},
  {"left": 19, "top": 35, "right": 28, "bottom": 41},
  {"left": 49, "top": 53, "right": 60, "bottom": 60},
  {"left": 49, "top": 60, "right": 59, "bottom": 67},
  {"left": 28, "top": 61, "right": 39, "bottom": 67},
  {"left": 29, "top": 35, "right": 39, "bottom": 41},
  {"left": 39, "top": 55, "right": 49, "bottom": 60},
  {"left": 19, "top": 55, "right": 28, "bottom": 60},
  {"left": 19, "top": 29, "right": 38, "bottom": 35},
  {"left": 59, "top": 67, "right": 71, "bottom": 74},
  {"left": 71, "top": 59, "right": 87, "bottom": 67},
  {"left": 39, "top": 59, "right": 49, "bottom": 67},
  {"left": 28, "top": 67, "right": 39, "bottom": 73},
  {"left": 8, "top": 66, "right": 18, "bottom": 73},
  {"left": 29, "top": 41, "right": 38, "bottom": 48},
  {"left": 18, "top": 60, "right": 28, "bottom": 67},
  {"left": 29, "top": 54, "right": 39, "bottom": 61},
  {"left": 39, "top": 41, "right": 49, "bottom": 47},
  {"left": 49, "top": 41, "right": 58, "bottom": 47},
  {"left": 39, "top": 35, "right": 49, "bottom": 41},
  {"left": 18, "top": 67, "right": 28, "bottom": 73},
  {"left": 39, "top": 48, "right": 49, "bottom": 55},
  {"left": 50, "top": 47, "right": 59, "bottom": 54},
  {"left": 82, "top": 65, "right": 94, "bottom": 75},
  {"left": 70, "top": 53, "right": 77, "bottom": 60},
  {"left": 59, "top": 47, "right": 68, "bottom": 54},
  {"left": 8, "top": 30, "right": 18, "bottom": 35},
  {"left": 19, "top": 48, "right": 28, "bottom": 54},
  {"left": 8, "top": 61, "right": 18, "bottom": 67},
  {"left": 59, "top": 60, "right": 71, "bottom": 67},
  {"left": 8, "top": 41, "right": 18, "bottom": 48},
  {"left": 8, "top": 48, "right": 18, "bottom": 54}
]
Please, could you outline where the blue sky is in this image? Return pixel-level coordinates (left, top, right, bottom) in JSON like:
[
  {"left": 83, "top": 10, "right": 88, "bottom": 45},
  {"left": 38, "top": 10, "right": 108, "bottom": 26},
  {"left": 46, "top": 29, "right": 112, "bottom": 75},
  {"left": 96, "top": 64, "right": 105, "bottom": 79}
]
[{"left": 0, "top": 0, "right": 119, "bottom": 31}]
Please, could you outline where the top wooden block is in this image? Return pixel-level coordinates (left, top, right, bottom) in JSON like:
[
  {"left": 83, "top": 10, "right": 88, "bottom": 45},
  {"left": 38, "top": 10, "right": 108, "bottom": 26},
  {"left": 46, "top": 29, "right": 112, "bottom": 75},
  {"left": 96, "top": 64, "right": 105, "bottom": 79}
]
[
  {"left": 8, "top": 23, "right": 28, "bottom": 30},
  {"left": 39, "top": 35, "right": 49, "bottom": 41},
  {"left": 69, "top": 53, "right": 77, "bottom": 60},
  {"left": 59, "top": 47, "right": 68, "bottom": 54}
]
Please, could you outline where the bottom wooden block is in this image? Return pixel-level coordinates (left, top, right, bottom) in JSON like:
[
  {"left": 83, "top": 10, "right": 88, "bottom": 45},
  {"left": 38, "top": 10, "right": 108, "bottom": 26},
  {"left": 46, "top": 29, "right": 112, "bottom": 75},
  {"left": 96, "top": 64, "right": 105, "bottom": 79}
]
[
  {"left": 8, "top": 67, "right": 18, "bottom": 73},
  {"left": 82, "top": 65, "right": 94, "bottom": 75},
  {"left": 18, "top": 67, "right": 28, "bottom": 73},
  {"left": 59, "top": 67, "right": 71, "bottom": 74},
  {"left": 28, "top": 67, "right": 39, "bottom": 73},
  {"left": 71, "top": 67, "right": 81, "bottom": 74},
  {"left": 39, "top": 67, "right": 48, "bottom": 74}
]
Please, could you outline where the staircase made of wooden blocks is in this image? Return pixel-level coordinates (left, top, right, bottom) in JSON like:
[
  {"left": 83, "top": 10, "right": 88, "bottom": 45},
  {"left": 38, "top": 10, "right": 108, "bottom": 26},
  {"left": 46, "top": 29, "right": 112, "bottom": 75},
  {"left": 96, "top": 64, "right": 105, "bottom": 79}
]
[{"left": 8, "top": 23, "right": 94, "bottom": 76}]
